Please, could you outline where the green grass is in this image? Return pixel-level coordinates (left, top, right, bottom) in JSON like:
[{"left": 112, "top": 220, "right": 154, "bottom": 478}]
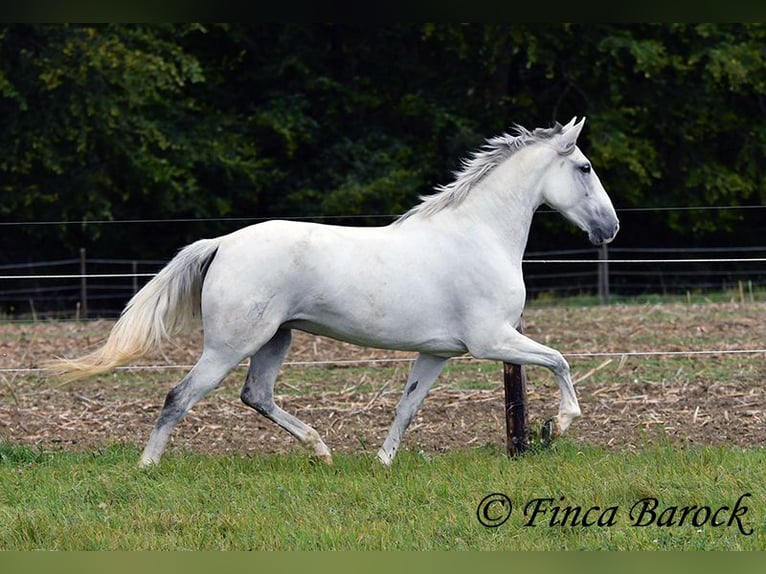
[{"left": 1, "top": 440, "right": 764, "bottom": 550}]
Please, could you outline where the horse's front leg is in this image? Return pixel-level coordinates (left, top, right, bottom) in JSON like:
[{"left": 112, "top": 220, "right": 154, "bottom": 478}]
[
  {"left": 469, "top": 327, "right": 581, "bottom": 438},
  {"left": 377, "top": 353, "right": 449, "bottom": 466}
]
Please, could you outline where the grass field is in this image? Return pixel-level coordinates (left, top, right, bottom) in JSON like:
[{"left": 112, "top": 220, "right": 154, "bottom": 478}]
[
  {"left": 1, "top": 440, "right": 763, "bottom": 550},
  {"left": 1, "top": 299, "right": 765, "bottom": 550}
]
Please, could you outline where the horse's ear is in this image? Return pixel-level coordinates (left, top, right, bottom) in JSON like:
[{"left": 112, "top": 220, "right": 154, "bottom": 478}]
[
  {"left": 561, "top": 117, "right": 578, "bottom": 131},
  {"left": 560, "top": 116, "right": 586, "bottom": 148}
]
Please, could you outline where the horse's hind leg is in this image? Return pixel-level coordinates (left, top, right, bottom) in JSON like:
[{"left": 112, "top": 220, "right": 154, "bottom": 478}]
[
  {"left": 139, "top": 347, "right": 243, "bottom": 467},
  {"left": 240, "top": 328, "right": 333, "bottom": 463},
  {"left": 377, "top": 353, "right": 448, "bottom": 466}
]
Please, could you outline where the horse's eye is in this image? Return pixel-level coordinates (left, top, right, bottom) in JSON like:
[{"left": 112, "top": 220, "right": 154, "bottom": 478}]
[{"left": 579, "top": 163, "right": 591, "bottom": 174}]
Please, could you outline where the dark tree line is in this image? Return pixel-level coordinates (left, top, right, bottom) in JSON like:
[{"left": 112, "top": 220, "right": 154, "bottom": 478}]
[{"left": 1, "top": 23, "right": 765, "bottom": 265}]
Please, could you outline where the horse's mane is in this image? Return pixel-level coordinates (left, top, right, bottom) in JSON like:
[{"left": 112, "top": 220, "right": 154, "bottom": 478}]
[{"left": 397, "top": 122, "right": 575, "bottom": 222}]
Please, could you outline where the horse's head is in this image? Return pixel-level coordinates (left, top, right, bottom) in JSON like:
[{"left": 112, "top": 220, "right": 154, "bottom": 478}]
[{"left": 539, "top": 117, "right": 619, "bottom": 245}]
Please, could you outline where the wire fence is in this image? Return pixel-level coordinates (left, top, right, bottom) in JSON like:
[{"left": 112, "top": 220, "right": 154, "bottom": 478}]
[
  {"left": 1, "top": 244, "right": 765, "bottom": 319},
  {"left": 1, "top": 347, "right": 765, "bottom": 377},
  {"left": 523, "top": 245, "right": 766, "bottom": 303},
  {"left": 1, "top": 206, "right": 766, "bottom": 318}
]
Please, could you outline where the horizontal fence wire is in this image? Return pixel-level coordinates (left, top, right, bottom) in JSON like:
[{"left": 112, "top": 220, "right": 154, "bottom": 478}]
[
  {"left": 2, "top": 258, "right": 765, "bottom": 281},
  {"left": 0, "top": 274, "right": 158, "bottom": 280},
  {"left": 2, "top": 348, "right": 765, "bottom": 376},
  {"left": 1, "top": 202, "right": 765, "bottom": 227},
  {"left": 525, "top": 258, "right": 766, "bottom": 264}
]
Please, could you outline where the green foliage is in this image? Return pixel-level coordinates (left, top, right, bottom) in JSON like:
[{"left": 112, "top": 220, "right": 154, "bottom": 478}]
[
  {"left": 1, "top": 24, "right": 765, "bottom": 262},
  {"left": 0, "top": 24, "right": 267, "bottom": 254}
]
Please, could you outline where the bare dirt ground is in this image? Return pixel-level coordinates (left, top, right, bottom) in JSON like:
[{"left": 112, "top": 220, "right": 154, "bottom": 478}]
[{"left": 1, "top": 302, "right": 765, "bottom": 458}]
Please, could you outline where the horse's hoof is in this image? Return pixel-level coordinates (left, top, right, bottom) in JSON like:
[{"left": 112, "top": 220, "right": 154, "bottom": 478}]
[
  {"left": 376, "top": 449, "right": 393, "bottom": 467},
  {"left": 540, "top": 418, "right": 557, "bottom": 447},
  {"left": 138, "top": 456, "right": 159, "bottom": 468},
  {"left": 317, "top": 453, "right": 333, "bottom": 465}
]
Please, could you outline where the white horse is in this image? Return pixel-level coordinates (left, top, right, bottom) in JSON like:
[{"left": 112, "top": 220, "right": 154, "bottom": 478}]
[{"left": 48, "top": 116, "right": 619, "bottom": 467}]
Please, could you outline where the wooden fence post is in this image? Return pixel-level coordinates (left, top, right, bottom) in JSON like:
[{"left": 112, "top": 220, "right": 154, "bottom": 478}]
[
  {"left": 503, "top": 317, "right": 529, "bottom": 457},
  {"left": 598, "top": 244, "right": 610, "bottom": 304},
  {"left": 79, "top": 248, "right": 88, "bottom": 320}
]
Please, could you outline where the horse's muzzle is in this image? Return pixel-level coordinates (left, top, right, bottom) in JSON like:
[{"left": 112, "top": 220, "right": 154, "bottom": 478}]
[{"left": 588, "top": 219, "right": 620, "bottom": 245}]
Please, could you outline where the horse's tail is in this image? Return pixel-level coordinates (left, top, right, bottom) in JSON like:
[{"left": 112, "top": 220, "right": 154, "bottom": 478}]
[{"left": 45, "top": 238, "right": 221, "bottom": 383}]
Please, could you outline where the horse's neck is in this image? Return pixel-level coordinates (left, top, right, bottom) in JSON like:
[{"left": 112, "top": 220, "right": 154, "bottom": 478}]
[{"left": 452, "top": 158, "right": 544, "bottom": 259}]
